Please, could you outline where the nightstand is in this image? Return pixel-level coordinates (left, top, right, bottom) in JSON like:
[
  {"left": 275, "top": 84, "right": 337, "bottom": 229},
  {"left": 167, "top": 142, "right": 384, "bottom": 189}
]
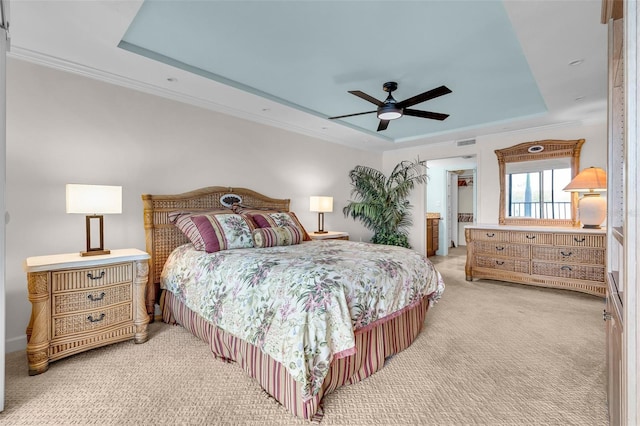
[
  {"left": 308, "top": 231, "right": 349, "bottom": 241},
  {"left": 24, "top": 248, "right": 150, "bottom": 375}
]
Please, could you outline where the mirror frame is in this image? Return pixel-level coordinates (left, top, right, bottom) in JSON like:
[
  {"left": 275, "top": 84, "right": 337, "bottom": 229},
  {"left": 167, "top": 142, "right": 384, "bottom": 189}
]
[{"left": 496, "top": 138, "right": 584, "bottom": 226}]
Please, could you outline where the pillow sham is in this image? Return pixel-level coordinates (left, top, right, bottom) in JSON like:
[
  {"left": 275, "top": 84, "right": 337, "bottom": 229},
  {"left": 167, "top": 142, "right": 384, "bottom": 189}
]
[
  {"left": 231, "top": 204, "right": 311, "bottom": 241},
  {"left": 250, "top": 211, "right": 311, "bottom": 241},
  {"left": 252, "top": 225, "right": 303, "bottom": 248},
  {"left": 171, "top": 211, "right": 255, "bottom": 253}
]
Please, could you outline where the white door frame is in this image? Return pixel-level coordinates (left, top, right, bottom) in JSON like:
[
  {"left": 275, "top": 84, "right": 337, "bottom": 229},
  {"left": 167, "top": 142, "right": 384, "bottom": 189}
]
[{"left": 0, "top": 0, "right": 9, "bottom": 412}]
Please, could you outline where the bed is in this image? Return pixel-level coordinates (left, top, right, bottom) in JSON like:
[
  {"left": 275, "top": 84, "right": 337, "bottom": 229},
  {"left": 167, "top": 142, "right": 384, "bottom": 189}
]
[{"left": 142, "top": 186, "right": 444, "bottom": 420}]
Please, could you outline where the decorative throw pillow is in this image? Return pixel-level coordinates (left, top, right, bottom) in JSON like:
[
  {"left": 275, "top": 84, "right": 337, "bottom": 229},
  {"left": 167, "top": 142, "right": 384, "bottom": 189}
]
[
  {"left": 252, "top": 226, "right": 303, "bottom": 248},
  {"left": 171, "top": 211, "right": 255, "bottom": 253},
  {"left": 249, "top": 211, "right": 311, "bottom": 241},
  {"left": 168, "top": 209, "right": 230, "bottom": 225}
]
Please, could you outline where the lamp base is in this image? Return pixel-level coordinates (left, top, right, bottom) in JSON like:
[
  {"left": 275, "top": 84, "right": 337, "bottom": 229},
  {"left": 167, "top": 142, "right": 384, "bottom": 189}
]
[
  {"left": 578, "top": 193, "right": 606, "bottom": 229},
  {"left": 81, "top": 249, "right": 111, "bottom": 257},
  {"left": 315, "top": 231, "right": 328, "bottom": 234}
]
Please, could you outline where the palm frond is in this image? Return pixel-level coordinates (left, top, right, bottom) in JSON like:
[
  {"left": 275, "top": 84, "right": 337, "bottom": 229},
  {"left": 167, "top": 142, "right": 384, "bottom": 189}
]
[{"left": 343, "top": 159, "right": 427, "bottom": 247}]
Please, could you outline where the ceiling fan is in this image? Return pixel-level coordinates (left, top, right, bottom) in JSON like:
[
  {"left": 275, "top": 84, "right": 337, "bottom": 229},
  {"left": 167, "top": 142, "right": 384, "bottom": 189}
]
[{"left": 328, "top": 81, "right": 452, "bottom": 131}]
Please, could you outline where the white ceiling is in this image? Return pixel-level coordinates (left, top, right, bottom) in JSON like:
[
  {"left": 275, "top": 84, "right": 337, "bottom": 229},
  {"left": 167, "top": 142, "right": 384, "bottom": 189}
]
[{"left": 8, "top": 1, "right": 608, "bottom": 152}]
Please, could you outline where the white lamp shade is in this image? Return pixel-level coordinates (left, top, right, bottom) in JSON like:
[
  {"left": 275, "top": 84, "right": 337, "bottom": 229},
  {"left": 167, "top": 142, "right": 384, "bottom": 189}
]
[
  {"left": 66, "top": 184, "right": 122, "bottom": 214},
  {"left": 309, "top": 196, "right": 333, "bottom": 213}
]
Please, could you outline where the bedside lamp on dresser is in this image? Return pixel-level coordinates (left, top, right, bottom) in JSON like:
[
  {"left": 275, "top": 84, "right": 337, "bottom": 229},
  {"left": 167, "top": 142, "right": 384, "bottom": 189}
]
[
  {"left": 309, "top": 196, "right": 333, "bottom": 234},
  {"left": 562, "top": 167, "right": 607, "bottom": 229}
]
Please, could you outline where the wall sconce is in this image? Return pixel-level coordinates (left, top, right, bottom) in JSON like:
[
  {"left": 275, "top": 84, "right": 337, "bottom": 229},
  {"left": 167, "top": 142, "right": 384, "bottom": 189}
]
[
  {"left": 66, "top": 184, "right": 122, "bottom": 256},
  {"left": 309, "top": 196, "right": 333, "bottom": 234},
  {"left": 563, "top": 167, "right": 607, "bottom": 229}
]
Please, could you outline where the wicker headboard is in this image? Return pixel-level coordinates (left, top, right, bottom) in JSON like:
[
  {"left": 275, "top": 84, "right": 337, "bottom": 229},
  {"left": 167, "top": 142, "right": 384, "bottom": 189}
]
[{"left": 141, "top": 186, "right": 290, "bottom": 315}]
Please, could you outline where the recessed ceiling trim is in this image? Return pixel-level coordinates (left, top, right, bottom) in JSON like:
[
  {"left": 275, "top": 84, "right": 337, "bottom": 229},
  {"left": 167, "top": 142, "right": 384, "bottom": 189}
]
[
  {"left": 9, "top": 45, "right": 392, "bottom": 150},
  {"left": 118, "top": 40, "right": 395, "bottom": 143}
]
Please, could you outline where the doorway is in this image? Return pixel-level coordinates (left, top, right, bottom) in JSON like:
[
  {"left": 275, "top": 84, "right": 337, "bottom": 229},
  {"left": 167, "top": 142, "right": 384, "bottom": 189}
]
[{"left": 425, "top": 156, "right": 477, "bottom": 257}]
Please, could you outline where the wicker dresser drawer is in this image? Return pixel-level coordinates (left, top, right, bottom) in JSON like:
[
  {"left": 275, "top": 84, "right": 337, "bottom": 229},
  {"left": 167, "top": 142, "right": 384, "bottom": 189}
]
[
  {"left": 476, "top": 255, "right": 530, "bottom": 273},
  {"left": 52, "top": 263, "right": 133, "bottom": 292},
  {"left": 532, "top": 261, "right": 605, "bottom": 282},
  {"left": 52, "top": 282, "right": 133, "bottom": 315},
  {"left": 509, "top": 232, "right": 553, "bottom": 245},
  {"left": 469, "top": 229, "right": 510, "bottom": 242},
  {"left": 531, "top": 246, "right": 605, "bottom": 265},
  {"left": 554, "top": 233, "right": 606, "bottom": 248},
  {"left": 53, "top": 303, "right": 133, "bottom": 338},
  {"left": 474, "top": 241, "right": 530, "bottom": 258}
]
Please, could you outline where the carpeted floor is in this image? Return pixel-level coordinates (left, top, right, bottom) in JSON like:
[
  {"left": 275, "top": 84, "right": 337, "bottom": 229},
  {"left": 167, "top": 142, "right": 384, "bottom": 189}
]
[{"left": 1, "top": 247, "right": 608, "bottom": 425}]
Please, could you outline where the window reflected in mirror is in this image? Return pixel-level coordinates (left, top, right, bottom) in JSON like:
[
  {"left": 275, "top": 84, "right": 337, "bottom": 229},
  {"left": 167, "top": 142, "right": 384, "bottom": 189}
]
[
  {"left": 496, "top": 139, "right": 584, "bottom": 226},
  {"left": 507, "top": 167, "right": 572, "bottom": 219}
]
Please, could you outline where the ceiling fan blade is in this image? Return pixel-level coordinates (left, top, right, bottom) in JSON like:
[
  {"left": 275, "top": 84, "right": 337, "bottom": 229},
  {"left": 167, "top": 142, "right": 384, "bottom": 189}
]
[
  {"left": 328, "top": 110, "right": 377, "bottom": 120},
  {"left": 396, "top": 85, "right": 452, "bottom": 109},
  {"left": 377, "top": 120, "right": 390, "bottom": 131},
  {"left": 404, "top": 109, "right": 449, "bottom": 121},
  {"left": 349, "top": 90, "right": 384, "bottom": 106}
]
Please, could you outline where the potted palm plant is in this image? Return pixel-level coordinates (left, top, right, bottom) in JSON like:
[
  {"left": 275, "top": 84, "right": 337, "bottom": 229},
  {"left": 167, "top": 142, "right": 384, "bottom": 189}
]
[{"left": 343, "top": 159, "right": 427, "bottom": 248}]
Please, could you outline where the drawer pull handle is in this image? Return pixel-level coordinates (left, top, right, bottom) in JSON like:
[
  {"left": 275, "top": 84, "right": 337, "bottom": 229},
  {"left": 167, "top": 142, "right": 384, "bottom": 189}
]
[
  {"left": 87, "top": 271, "right": 106, "bottom": 280},
  {"left": 87, "top": 292, "right": 106, "bottom": 302},
  {"left": 87, "top": 313, "right": 106, "bottom": 323},
  {"left": 561, "top": 251, "right": 572, "bottom": 257},
  {"left": 526, "top": 235, "right": 536, "bottom": 239},
  {"left": 496, "top": 261, "right": 505, "bottom": 265},
  {"left": 495, "top": 246, "right": 505, "bottom": 251},
  {"left": 573, "top": 237, "right": 586, "bottom": 243},
  {"left": 486, "top": 233, "right": 495, "bottom": 237},
  {"left": 561, "top": 266, "right": 573, "bottom": 271}
]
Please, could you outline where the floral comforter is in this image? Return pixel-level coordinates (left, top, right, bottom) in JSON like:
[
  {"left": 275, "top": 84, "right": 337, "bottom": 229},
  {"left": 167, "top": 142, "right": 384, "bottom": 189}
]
[{"left": 161, "top": 240, "right": 444, "bottom": 399}]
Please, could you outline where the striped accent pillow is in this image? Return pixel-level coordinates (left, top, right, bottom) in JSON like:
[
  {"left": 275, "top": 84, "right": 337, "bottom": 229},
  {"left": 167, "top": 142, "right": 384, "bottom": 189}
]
[
  {"left": 249, "top": 212, "right": 311, "bottom": 241},
  {"left": 171, "top": 212, "right": 255, "bottom": 253},
  {"left": 252, "top": 226, "right": 303, "bottom": 248}
]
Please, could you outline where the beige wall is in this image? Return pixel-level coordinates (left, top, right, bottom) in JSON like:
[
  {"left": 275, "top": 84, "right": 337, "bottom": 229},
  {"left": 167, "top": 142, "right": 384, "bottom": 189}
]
[{"left": 5, "top": 59, "right": 381, "bottom": 351}]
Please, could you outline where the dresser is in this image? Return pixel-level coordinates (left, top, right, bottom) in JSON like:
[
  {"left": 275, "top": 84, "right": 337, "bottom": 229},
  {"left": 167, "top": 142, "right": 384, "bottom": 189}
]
[
  {"left": 426, "top": 214, "right": 440, "bottom": 257},
  {"left": 465, "top": 225, "right": 605, "bottom": 297},
  {"left": 24, "top": 249, "right": 150, "bottom": 375}
]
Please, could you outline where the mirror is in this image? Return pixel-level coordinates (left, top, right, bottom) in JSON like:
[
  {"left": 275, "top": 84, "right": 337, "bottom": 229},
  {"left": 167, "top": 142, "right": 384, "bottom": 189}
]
[{"left": 496, "top": 139, "right": 584, "bottom": 226}]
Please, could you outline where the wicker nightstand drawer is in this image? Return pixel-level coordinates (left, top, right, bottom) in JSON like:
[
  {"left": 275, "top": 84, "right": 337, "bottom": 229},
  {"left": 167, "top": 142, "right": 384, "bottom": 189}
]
[
  {"left": 52, "top": 263, "right": 133, "bottom": 292},
  {"left": 53, "top": 303, "right": 133, "bottom": 338},
  {"left": 52, "top": 282, "right": 133, "bottom": 315}
]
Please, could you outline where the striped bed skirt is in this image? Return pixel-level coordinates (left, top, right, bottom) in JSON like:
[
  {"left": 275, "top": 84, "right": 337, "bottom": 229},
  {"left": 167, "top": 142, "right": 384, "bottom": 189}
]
[{"left": 162, "top": 290, "right": 432, "bottom": 421}]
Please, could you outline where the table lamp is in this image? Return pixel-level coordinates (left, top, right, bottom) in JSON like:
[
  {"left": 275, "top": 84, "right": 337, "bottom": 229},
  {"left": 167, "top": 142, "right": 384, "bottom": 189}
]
[
  {"left": 309, "top": 196, "right": 333, "bottom": 234},
  {"left": 562, "top": 167, "right": 607, "bottom": 229},
  {"left": 66, "top": 184, "right": 122, "bottom": 256}
]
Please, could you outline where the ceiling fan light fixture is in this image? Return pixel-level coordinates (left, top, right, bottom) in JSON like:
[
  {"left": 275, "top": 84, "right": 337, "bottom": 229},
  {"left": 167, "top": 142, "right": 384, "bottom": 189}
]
[{"left": 377, "top": 105, "right": 403, "bottom": 120}]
